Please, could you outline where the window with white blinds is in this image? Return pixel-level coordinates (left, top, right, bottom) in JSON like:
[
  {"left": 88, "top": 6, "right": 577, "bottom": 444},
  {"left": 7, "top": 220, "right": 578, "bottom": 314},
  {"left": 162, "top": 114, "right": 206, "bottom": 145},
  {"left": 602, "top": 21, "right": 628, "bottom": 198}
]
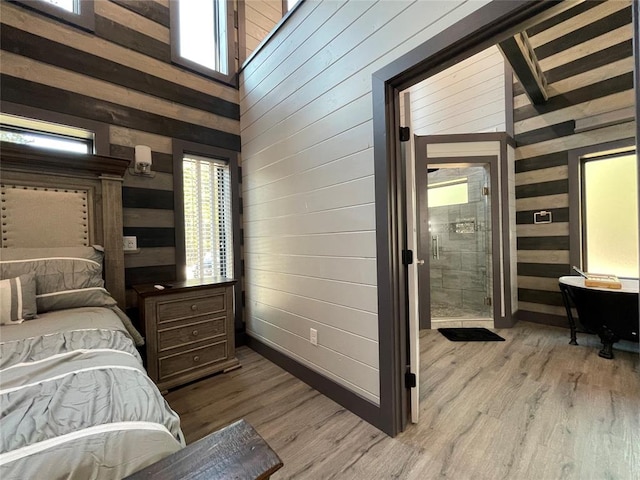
[{"left": 183, "top": 154, "right": 233, "bottom": 280}]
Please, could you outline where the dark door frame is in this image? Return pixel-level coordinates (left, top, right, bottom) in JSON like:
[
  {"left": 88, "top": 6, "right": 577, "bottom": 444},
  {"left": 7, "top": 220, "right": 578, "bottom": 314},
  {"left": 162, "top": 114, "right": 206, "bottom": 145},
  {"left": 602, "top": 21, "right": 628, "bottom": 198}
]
[
  {"left": 369, "top": 0, "right": 628, "bottom": 436},
  {"left": 414, "top": 154, "right": 500, "bottom": 331}
]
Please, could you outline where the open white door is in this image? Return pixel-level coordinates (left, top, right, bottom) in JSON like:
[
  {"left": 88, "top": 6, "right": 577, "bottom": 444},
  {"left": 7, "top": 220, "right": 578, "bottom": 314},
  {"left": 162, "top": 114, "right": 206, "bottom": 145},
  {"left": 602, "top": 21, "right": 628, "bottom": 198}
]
[{"left": 402, "top": 92, "right": 420, "bottom": 424}]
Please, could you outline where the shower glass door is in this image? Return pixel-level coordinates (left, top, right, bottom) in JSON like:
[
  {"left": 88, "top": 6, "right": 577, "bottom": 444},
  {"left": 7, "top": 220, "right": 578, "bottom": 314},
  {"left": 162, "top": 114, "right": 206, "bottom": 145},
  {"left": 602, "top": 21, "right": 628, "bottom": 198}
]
[{"left": 421, "top": 164, "right": 493, "bottom": 326}]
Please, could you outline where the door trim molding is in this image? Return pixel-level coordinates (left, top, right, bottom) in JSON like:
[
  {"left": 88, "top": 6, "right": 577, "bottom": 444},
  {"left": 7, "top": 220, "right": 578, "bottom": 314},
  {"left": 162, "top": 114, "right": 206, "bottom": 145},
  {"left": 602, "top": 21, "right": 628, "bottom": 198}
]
[
  {"left": 414, "top": 152, "right": 501, "bottom": 330},
  {"left": 372, "top": 1, "right": 561, "bottom": 436}
]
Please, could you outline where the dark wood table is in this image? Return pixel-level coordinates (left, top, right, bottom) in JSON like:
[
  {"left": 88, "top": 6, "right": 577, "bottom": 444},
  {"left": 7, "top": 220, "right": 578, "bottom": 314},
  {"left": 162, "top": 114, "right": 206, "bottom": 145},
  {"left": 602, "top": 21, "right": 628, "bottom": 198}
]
[{"left": 125, "top": 419, "right": 283, "bottom": 480}]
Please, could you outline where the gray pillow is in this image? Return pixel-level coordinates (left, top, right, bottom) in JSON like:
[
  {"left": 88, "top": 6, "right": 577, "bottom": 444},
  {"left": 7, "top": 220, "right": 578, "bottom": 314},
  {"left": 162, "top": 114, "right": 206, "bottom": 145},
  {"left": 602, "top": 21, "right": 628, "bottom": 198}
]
[
  {"left": 0, "top": 273, "right": 38, "bottom": 324},
  {"left": 0, "top": 246, "right": 115, "bottom": 313}
]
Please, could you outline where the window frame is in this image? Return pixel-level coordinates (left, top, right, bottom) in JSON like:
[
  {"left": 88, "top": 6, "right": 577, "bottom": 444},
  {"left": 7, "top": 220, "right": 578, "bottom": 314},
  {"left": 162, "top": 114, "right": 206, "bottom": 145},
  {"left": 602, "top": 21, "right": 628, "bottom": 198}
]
[
  {"left": 12, "top": 0, "right": 95, "bottom": 32},
  {"left": 173, "top": 140, "right": 241, "bottom": 283},
  {"left": 568, "top": 137, "right": 637, "bottom": 275},
  {"left": 0, "top": 101, "right": 108, "bottom": 155},
  {"left": 169, "top": 0, "right": 236, "bottom": 85}
]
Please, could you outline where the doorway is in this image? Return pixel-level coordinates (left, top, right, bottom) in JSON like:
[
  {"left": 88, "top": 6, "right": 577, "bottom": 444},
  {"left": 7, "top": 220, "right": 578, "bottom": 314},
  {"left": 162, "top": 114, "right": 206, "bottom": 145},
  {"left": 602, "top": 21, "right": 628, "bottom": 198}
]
[
  {"left": 371, "top": 0, "right": 640, "bottom": 436},
  {"left": 416, "top": 158, "right": 496, "bottom": 330}
]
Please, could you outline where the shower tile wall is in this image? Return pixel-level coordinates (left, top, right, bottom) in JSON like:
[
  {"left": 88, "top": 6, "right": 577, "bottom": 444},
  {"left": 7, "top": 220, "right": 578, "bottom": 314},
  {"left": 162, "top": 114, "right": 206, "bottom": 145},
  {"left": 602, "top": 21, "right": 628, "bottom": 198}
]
[{"left": 428, "top": 167, "right": 492, "bottom": 319}]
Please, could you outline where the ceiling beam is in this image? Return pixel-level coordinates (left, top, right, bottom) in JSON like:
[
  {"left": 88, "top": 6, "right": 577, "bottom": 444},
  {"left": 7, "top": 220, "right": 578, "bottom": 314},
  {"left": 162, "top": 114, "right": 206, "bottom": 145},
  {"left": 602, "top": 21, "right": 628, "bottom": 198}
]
[{"left": 499, "top": 31, "right": 548, "bottom": 105}]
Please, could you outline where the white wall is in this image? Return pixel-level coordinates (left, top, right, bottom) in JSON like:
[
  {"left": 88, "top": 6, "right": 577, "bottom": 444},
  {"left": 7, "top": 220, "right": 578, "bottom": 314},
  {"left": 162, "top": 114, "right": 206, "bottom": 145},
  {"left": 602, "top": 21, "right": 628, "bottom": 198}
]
[
  {"left": 408, "top": 46, "right": 506, "bottom": 135},
  {"left": 240, "top": 0, "right": 489, "bottom": 404}
]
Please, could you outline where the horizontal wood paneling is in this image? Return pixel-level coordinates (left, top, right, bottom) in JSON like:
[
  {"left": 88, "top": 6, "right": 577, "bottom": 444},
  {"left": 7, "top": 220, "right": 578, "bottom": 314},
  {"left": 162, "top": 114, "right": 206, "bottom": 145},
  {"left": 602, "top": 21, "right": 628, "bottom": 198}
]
[
  {"left": 515, "top": 151, "right": 567, "bottom": 173},
  {"left": 513, "top": 4, "right": 634, "bottom": 325},
  {"left": 243, "top": 147, "right": 373, "bottom": 207},
  {"left": 1, "top": 2, "right": 237, "bottom": 104},
  {"left": 517, "top": 250, "right": 569, "bottom": 264},
  {"left": 516, "top": 208, "right": 569, "bottom": 224},
  {"left": 246, "top": 252, "right": 377, "bottom": 286},
  {"left": 122, "top": 227, "right": 175, "bottom": 248},
  {"left": 124, "top": 247, "right": 176, "bottom": 268},
  {"left": 241, "top": 0, "right": 489, "bottom": 402},
  {"left": 517, "top": 263, "right": 571, "bottom": 278},
  {"left": 0, "top": 1, "right": 241, "bottom": 310},
  {"left": 249, "top": 284, "right": 378, "bottom": 340},
  {"left": 517, "top": 237, "right": 570, "bottom": 251},
  {"left": 122, "top": 187, "right": 174, "bottom": 209},
  {"left": 125, "top": 264, "right": 176, "bottom": 286},
  {"left": 247, "top": 318, "right": 379, "bottom": 403},
  {"left": 408, "top": 46, "right": 505, "bottom": 135},
  {"left": 528, "top": 1, "right": 627, "bottom": 50},
  {"left": 243, "top": 231, "right": 377, "bottom": 258},
  {"left": 123, "top": 208, "right": 174, "bottom": 228},
  {"left": 243, "top": 175, "right": 374, "bottom": 221},
  {"left": 246, "top": 300, "right": 378, "bottom": 368},
  {"left": 110, "top": 145, "right": 173, "bottom": 173},
  {"left": 534, "top": 5, "right": 632, "bottom": 60},
  {"left": 242, "top": 1, "right": 283, "bottom": 61},
  {"left": 96, "top": 1, "right": 169, "bottom": 44},
  {"left": 0, "top": 74, "right": 241, "bottom": 150},
  {"left": 514, "top": 73, "right": 633, "bottom": 122},
  {"left": 246, "top": 268, "right": 377, "bottom": 314},
  {"left": 525, "top": 1, "right": 605, "bottom": 37},
  {"left": 95, "top": 14, "right": 170, "bottom": 62},
  {"left": 0, "top": 25, "right": 239, "bottom": 120},
  {"left": 110, "top": 0, "right": 170, "bottom": 28}
]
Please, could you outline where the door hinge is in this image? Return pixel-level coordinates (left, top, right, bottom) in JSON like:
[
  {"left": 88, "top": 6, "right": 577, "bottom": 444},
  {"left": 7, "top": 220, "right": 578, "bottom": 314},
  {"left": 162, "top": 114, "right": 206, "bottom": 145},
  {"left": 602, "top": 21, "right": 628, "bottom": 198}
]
[
  {"left": 402, "top": 249, "right": 414, "bottom": 265},
  {"left": 405, "top": 372, "right": 417, "bottom": 388},
  {"left": 485, "top": 296, "right": 492, "bottom": 306},
  {"left": 399, "top": 126, "right": 410, "bottom": 142},
  {"left": 482, "top": 186, "right": 490, "bottom": 196}
]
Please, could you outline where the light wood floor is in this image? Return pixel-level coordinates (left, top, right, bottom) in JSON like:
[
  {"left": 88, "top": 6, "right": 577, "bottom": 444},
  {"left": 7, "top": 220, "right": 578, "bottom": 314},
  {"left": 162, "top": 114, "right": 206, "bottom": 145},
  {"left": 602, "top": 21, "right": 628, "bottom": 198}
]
[{"left": 165, "top": 322, "right": 640, "bottom": 479}]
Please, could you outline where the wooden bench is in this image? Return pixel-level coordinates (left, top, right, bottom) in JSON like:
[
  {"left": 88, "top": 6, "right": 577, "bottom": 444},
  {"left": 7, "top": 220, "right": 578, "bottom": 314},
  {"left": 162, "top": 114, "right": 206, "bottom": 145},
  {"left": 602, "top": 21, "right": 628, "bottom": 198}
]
[{"left": 125, "top": 420, "right": 283, "bottom": 480}]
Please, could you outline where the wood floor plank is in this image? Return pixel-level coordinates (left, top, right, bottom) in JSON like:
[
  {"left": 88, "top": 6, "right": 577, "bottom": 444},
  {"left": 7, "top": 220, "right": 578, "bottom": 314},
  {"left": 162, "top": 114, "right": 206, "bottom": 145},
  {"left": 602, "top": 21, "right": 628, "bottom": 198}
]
[{"left": 165, "top": 322, "right": 640, "bottom": 479}]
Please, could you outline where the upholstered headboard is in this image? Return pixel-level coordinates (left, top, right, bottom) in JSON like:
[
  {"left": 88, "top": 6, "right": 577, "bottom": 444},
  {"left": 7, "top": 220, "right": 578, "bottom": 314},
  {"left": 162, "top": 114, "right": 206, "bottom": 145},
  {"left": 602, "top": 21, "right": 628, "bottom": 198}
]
[{"left": 0, "top": 142, "right": 130, "bottom": 307}]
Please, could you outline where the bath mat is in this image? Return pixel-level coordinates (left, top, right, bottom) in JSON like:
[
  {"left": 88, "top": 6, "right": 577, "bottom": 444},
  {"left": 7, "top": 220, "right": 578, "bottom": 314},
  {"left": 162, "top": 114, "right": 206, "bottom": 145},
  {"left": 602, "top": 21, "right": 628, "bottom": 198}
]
[{"left": 438, "top": 327, "right": 505, "bottom": 342}]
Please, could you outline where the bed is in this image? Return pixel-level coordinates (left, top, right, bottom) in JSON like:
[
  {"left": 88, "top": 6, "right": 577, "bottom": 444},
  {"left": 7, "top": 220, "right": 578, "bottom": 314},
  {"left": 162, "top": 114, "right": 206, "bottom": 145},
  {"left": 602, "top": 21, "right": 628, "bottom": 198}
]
[{"left": 0, "top": 143, "right": 185, "bottom": 478}]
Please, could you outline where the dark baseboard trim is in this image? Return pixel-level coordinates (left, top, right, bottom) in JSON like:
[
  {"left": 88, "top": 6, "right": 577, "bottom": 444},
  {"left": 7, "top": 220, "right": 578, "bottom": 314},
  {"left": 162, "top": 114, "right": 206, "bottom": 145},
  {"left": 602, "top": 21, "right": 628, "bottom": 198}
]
[
  {"left": 246, "top": 336, "right": 384, "bottom": 433},
  {"left": 235, "top": 330, "right": 247, "bottom": 347},
  {"left": 515, "top": 309, "right": 569, "bottom": 329}
]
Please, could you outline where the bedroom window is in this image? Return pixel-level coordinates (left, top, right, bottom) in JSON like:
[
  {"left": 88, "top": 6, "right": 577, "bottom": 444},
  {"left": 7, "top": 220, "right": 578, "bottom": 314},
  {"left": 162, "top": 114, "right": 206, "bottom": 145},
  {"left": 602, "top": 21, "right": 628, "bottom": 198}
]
[
  {"left": 182, "top": 154, "right": 233, "bottom": 280},
  {"left": 0, "top": 114, "right": 93, "bottom": 154},
  {"left": 12, "top": 0, "right": 95, "bottom": 31},
  {"left": 581, "top": 151, "right": 638, "bottom": 278},
  {"left": 170, "top": 0, "right": 233, "bottom": 82}
]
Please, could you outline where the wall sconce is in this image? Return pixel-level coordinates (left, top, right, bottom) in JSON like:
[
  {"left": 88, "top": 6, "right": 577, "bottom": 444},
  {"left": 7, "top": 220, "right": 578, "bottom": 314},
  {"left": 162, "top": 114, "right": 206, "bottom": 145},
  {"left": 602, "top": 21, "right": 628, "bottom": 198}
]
[{"left": 131, "top": 145, "right": 154, "bottom": 176}]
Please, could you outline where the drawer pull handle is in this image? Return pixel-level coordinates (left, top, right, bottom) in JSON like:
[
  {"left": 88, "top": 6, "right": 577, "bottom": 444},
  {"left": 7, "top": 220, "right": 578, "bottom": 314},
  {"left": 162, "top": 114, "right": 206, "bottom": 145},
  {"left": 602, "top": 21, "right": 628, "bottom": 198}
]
[
  {"left": 191, "top": 304, "right": 198, "bottom": 311},
  {"left": 192, "top": 329, "right": 199, "bottom": 336},
  {"left": 193, "top": 355, "right": 200, "bottom": 362}
]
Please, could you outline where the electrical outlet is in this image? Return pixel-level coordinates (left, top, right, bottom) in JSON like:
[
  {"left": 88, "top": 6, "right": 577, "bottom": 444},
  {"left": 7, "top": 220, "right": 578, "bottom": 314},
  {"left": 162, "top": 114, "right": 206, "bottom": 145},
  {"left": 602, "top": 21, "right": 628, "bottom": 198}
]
[
  {"left": 310, "top": 328, "right": 318, "bottom": 346},
  {"left": 123, "top": 236, "right": 137, "bottom": 251}
]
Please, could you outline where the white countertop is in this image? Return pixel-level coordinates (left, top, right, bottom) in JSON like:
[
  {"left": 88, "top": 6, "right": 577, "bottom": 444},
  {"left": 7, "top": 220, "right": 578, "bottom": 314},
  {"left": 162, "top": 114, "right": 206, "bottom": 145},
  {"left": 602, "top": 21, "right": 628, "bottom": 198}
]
[{"left": 559, "top": 276, "right": 639, "bottom": 294}]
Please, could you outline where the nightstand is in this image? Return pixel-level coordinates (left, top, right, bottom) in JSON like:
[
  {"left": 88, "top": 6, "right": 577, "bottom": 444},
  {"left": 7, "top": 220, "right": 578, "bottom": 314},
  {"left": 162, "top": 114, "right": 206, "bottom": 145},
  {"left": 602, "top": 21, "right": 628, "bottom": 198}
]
[{"left": 134, "top": 278, "right": 240, "bottom": 391}]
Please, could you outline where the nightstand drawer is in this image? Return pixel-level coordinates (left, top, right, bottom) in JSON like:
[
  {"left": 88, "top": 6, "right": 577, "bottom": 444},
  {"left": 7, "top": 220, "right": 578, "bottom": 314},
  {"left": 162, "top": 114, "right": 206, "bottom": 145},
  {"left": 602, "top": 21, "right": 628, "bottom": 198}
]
[
  {"left": 159, "top": 341, "right": 227, "bottom": 380},
  {"left": 157, "top": 293, "right": 226, "bottom": 322},
  {"left": 158, "top": 317, "right": 226, "bottom": 352}
]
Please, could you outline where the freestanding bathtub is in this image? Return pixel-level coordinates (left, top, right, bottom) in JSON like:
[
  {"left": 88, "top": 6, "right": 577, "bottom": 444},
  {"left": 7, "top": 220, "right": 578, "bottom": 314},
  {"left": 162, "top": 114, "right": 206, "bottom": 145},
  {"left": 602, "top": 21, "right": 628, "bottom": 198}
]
[{"left": 559, "top": 276, "right": 639, "bottom": 359}]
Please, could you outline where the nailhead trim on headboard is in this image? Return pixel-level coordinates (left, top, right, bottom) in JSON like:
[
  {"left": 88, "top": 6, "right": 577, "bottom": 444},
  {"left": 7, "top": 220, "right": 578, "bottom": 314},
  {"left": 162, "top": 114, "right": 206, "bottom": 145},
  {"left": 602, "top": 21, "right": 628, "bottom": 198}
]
[{"left": 1, "top": 184, "right": 90, "bottom": 248}]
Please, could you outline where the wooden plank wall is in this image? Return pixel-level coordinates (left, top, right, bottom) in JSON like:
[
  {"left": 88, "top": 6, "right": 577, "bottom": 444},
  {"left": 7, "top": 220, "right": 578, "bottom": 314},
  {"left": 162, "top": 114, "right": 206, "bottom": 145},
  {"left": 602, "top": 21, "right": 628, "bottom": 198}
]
[
  {"left": 243, "top": 0, "right": 283, "bottom": 62},
  {"left": 407, "top": 45, "right": 506, "bottom": 135},
  {"left": 513, "top": 0, "right": 635, "bottom": 323},
  {"left": 239, "top": 0, "right": 491, "bottom": 405},
  {"left": 0, "top": 1, "right": 241, "bottom": 311}
]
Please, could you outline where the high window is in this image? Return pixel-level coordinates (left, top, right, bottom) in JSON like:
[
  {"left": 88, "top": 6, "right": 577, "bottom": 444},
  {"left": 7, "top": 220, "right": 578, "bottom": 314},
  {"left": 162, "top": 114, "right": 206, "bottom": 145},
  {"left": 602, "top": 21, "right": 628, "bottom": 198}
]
[
  {"left": 182, "top": 154, "right": 233, "bottom": 280},
  {"left": 13, "top": 0, "right": 95, "bottom": 31},
  {"left": 171, "top": 0, "right": 233, "bottom": 82},
  {"left": 284, "top": 0, "right": 302, "bottom": 13},
  {"left": 0, "top": 113, "right": 94, "bottom": 154},
  {"left": 581, "top": 151, "right": 638, "bottom": 278}
]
